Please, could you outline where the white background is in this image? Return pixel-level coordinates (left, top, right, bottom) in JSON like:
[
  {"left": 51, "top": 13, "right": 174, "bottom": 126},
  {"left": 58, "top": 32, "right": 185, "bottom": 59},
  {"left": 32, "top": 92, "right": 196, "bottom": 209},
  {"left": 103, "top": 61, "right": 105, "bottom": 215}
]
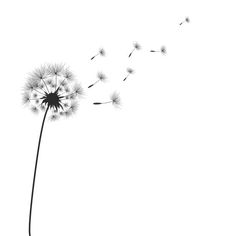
[{"left": 0, "top": 0, "right": 236, "bottom": 235}]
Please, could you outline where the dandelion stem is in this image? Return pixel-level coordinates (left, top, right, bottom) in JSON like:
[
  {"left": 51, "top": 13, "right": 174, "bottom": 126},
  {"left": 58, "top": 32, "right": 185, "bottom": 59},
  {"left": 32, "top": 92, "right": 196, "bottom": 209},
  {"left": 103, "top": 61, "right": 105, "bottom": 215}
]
[{"left": 28, "top": 105, "right": 49, "bottom": 236}]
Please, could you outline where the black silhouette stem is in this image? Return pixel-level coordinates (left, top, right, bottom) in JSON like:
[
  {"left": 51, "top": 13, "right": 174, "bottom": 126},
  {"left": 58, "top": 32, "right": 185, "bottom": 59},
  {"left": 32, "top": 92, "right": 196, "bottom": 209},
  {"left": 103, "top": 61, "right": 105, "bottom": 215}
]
[
  {"left": 93, "top": 101, "right": 112, "bottom": 105},
  {"left": 129, "top": 49, "right": 135, "bottom": 57},
  {"left": 124, "top": 74, "right": 130, "bottom": 81},
  {"left": 29, "top": 105, "right": 49, "bottom": 236},
  {"left": 91, "top": 53, "right": 99, "bottom": 60}
]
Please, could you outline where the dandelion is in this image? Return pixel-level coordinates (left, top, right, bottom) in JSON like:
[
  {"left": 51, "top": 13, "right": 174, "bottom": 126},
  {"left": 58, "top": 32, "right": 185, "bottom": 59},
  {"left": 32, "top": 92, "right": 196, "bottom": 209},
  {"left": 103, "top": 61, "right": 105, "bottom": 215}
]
[
  {"left": 88, "top": 72, "right": 107, "bottom": 88},
  {"left": 123, "top": 68, "right": 134, "bottom": 81},
  {"left": 128, "top": 42, "right": 141, "bottom": 58},
  {"left": 93, "top": 91, "right": 121, "bottom": 107},
  {"left": 179, "top": 17, "right": 190, "bottom": 26},
  {"left": 150, "top": 46, "right": 167, "bottom": 55},
  {"left": 23, "top": 63, "right": 83, "bottom": 236},
  {"left": 90, "top": 48, "right": 105, "bottom": 60}
]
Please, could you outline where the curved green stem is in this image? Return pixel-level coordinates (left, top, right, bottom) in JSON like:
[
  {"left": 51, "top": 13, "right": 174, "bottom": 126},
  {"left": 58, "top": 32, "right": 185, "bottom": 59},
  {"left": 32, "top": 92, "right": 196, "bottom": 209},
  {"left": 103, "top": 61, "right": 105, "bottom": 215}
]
[{"left": 29, "top": 105, "right": 49, "bottom": 236}]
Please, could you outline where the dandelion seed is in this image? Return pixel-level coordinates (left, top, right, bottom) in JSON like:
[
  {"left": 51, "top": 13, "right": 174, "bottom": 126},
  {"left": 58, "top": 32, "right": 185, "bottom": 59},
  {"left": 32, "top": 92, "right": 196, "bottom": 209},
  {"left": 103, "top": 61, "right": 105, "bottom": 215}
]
[
  {"left": 47, "top": 79, "right": 53, "bottom": 85},
  {"left": 23, "top": 93, "right": 30, "bottom": 104},
  {"left": 47, "top": 63, "right": 64, "bottom": 76},
  {"left": 123, "top": 68, "right": 134, "bottom": 81},
  {"left": 150, "top": 46, "right": 167, "bottom": 55},
  {"left": 40, "top": 104, "right": 46, "bottom": 111},
  {"left": 93, "top": 91, "right": 121, "bottom": 108},
  {"left": 24, "top": 63, "right": 83, "bottom": 236},
  {"left": 70, "top": 101, "right": 78, "bottom": 113},
  {"left": 128, "top": 42, "right": 141, "bottom": 58},
  {"left": 180, "top": 17, "right": 190, "bottom": 26},
  {"left": 65, "top": 87, "right": 70, "bottom": 93},
  {"left": 88, "top": 72, "right": 107, "bottom": 88},
  {"left": 91, "top": 48, "right": 105, "bottom": 60},
  {"left": 73, "top": 84, "right": 84, "bottom": 96},
  {"left": 63, "top": 68, "right": 74, "bottom": 81},
  {"left": 50, "top": 114, "right": 59, "bottom": 121},
  {"left": 62, "top": 102, "right": 69, "bottom": 108},
  {"left": 31, "top": 106, "right": 39, "bottom": 114},
  {"left": 64, "top": 109, "right": 72, "bottom": 117},
  {"left": 29, "top": 66, "right": 50, "bottom": 93}
]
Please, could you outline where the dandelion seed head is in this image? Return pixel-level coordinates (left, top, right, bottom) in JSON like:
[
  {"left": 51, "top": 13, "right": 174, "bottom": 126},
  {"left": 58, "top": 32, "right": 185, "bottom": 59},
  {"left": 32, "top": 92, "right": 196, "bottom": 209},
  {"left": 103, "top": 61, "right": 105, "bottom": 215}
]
[{"left": 23, "top": 63, "right": 83, "bottom": 120}]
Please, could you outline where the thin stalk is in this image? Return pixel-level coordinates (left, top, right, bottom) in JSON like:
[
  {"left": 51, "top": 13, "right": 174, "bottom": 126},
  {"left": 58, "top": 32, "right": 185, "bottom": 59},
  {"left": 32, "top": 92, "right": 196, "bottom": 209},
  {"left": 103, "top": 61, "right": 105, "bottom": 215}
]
[
  {"left": 128, "top": 48, "right": 135, "bottom": 58},
  {"left": 123, "top": 74, "right": 130, "bottom": 81},
  {"left": 88, "top": 80, "right": 99, "bottom": 88},
  {"left": 55, "top": 75, "right": 57, "bottom": 92},
  {"left": 91, "top": 53, "right": 99, "bottom": 60},
  {"left": 93, "top": 101, "right": 112, "bottom": 105},
  {"left": 28, "top": 105, "right": 49, "bottom": 236}
]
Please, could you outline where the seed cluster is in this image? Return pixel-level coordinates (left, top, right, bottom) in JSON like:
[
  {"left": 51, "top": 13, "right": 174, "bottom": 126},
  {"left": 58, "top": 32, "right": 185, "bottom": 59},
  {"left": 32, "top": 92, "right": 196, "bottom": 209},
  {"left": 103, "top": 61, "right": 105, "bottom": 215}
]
[{"left": 23, "top": 64, "right": 83, "bottom": 121}]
